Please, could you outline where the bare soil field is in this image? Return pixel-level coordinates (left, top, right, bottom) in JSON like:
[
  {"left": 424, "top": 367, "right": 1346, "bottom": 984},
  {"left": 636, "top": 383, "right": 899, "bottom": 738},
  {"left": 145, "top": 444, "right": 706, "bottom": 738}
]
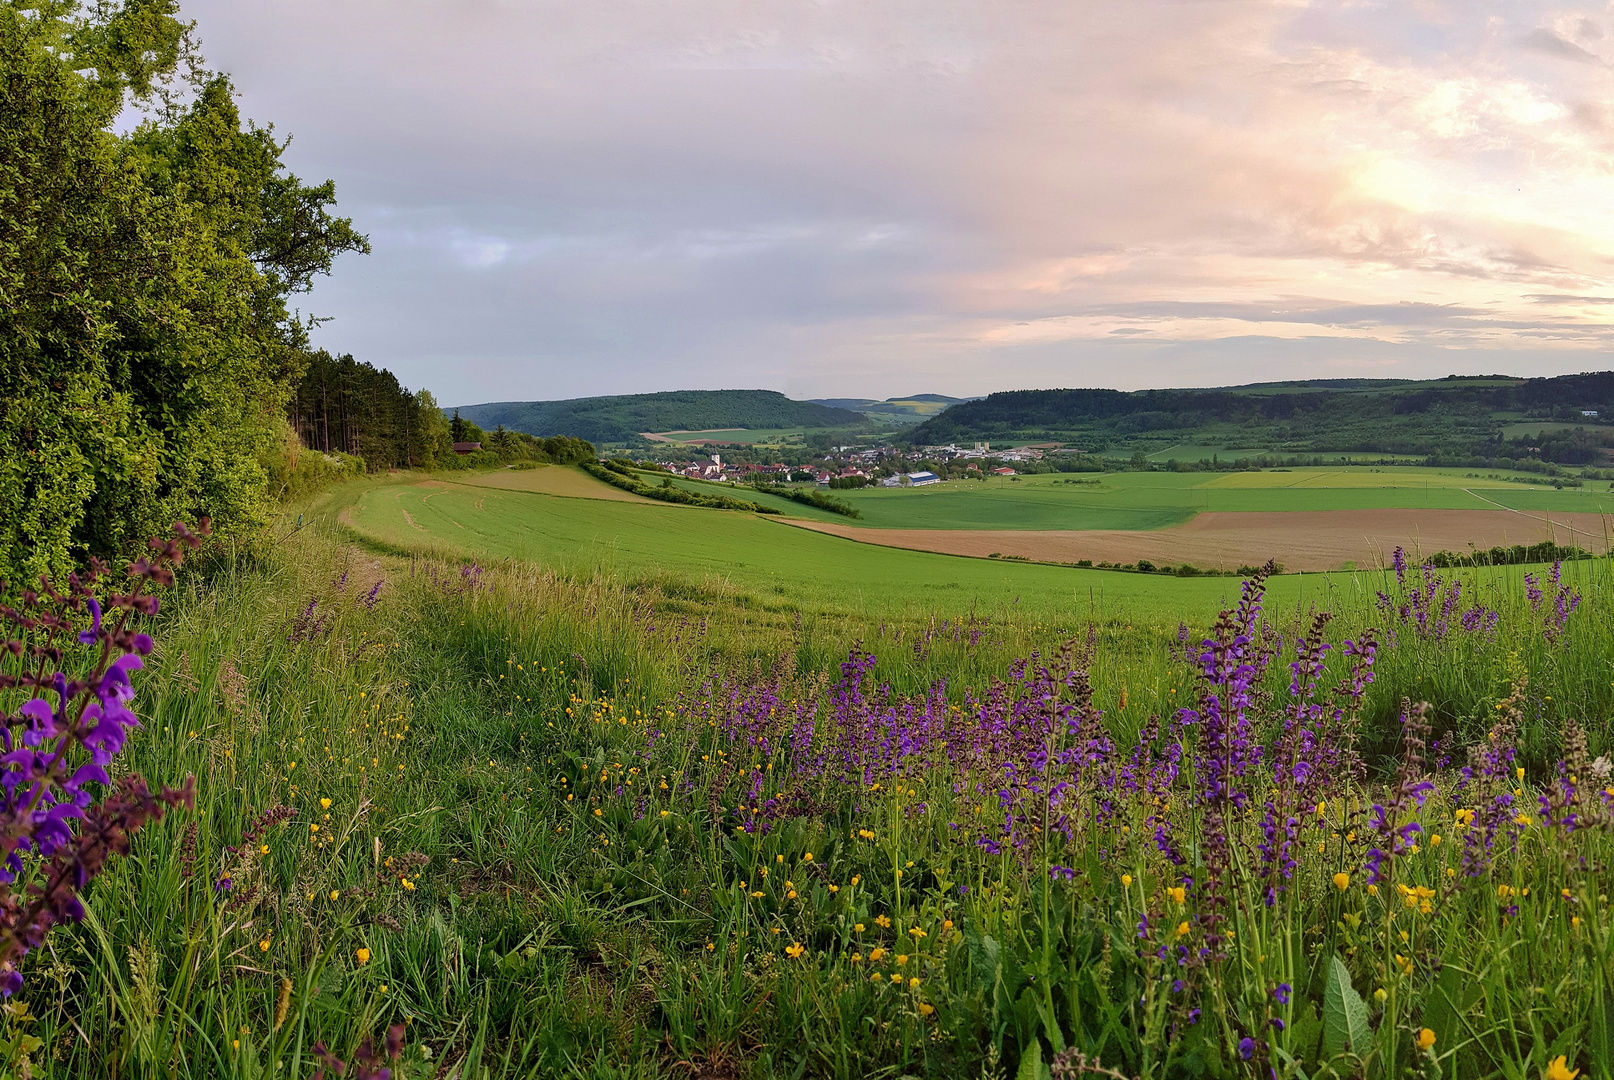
[{"left": 781, "top": 508, "right": 1614, "bottom": 572}]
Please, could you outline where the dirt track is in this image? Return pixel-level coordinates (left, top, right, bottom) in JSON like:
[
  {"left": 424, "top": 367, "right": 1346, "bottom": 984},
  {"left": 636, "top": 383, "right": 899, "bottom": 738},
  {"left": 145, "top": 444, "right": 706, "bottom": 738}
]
[{"left": 781, "top": 509, "right": 1614, "bottom": 572}]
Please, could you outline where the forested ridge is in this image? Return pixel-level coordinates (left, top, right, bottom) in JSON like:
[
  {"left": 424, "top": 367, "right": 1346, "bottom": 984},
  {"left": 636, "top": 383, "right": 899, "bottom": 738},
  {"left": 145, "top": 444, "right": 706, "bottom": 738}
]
[
  {"left": 910, "top": 372, "right": 1614, "bottom": 464},
  {"left": 456, "top": 389, "right": 865, "bottom": 444}
]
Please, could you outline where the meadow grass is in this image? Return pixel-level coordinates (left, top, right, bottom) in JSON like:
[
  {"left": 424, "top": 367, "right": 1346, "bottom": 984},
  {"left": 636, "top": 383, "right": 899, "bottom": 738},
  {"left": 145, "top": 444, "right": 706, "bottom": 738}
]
[
  {"left": 15, "top": 484, "right": 1614, "bottom": 1078},
  {"left": 334, "top": 474, "right": 1383, "bottom": 623}
]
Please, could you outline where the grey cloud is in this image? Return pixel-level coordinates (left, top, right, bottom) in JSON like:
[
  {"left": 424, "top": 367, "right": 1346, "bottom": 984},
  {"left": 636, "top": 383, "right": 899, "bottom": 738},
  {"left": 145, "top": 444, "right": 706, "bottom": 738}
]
[
  {"left": 1520, "top": 28, "right": 1605, "bottom": 64},
  {"left": 1525, "top": 293, "right": 1614, "bottom": 304}
]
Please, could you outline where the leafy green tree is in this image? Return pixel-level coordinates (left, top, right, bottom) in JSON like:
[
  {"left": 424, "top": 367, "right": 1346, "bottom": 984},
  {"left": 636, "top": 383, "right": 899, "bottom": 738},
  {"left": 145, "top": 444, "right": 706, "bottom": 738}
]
[{"left": 0, "top": 0, "right": 367, "bottom": 587}]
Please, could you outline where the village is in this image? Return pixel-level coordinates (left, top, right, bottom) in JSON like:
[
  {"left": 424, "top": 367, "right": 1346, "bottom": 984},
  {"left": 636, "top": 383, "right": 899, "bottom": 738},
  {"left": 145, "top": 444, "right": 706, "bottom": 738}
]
[{"left": 642, "top": 441, "right": 1072, "bottom": 487}]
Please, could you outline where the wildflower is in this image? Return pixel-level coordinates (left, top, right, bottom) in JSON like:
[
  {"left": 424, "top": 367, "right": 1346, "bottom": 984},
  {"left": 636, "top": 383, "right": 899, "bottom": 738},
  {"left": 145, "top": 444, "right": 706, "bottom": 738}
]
[
  {"left": 909, "top": 927, "right": 927, "bottom": 939},
  {"left": 1367, "top": 884, "right": 1378, "bottom": 896},
  {"left": 1429, "top": 833, "right": 1441, "bottom": 847},
  {"left": 1334, "top": 872, "right": 1350, "bottom": 891},
  {"left": 1175, "top": 921, "right": 1191, "bottom": 938},
  {"left": 1417, "top": 1028, "right": 1436, "bottom": 1050},
  {"left": 706, "top": 943, "right": 715, "bottom": 951},
  {"left": 1167, "top": 886, "right": 1186, "bottom": 904},
  {"left": 918, "top": 1002, "right": 934, "bottom": 1016},
  {"left": 871, "top": 973, "right": 882, "bottom": 982},
  {"left": 356, "top": 948, "right": 371, "bottom": 964},
  {"left": 1374, "top": 988, "right": 1387, "bottom": 1003},
  {"left": 1121, "top": 874, "right": 1133, "bottom": 888},
  {"left": 869, "top": 948, "right": 886, "bottom": 962},
  {"left": 1273, "top": 983, "right": 1291, "bottom": 1005},
  {"left": 1545, "top": 1056, "right": 1579, "bottom": 1080},
  {"left": 804, "top": 852, "right": 813, "bottom": 862},
  {"left": 1238, "top": 1038, "right": 1256, "bottom": 1061},
  {"left": 330, "top": 890, "right": 340, "bottom": 901},
  {"left": 785, "top": 942, "right": 805, "bottom": 958},
  {"left": 875, "top": 915, "right": 891, "bottom": 928},
  {"left": 909, "top": 977, "right": 920, "bottom": 989},
  {"left": 259, "top": 938, "right": 271, "bottom": 952},
  {"left": 855, "top": 923, "right": 865, "bottom": 933},
  {"left": 320, "top": 798, "right": 331, "bottom": 810},
  {"left": 890, "top": 973, "right": 902, "bottom": 983},
  {"left": 895, "top": 954, "right": 908, "bottom": 965}
]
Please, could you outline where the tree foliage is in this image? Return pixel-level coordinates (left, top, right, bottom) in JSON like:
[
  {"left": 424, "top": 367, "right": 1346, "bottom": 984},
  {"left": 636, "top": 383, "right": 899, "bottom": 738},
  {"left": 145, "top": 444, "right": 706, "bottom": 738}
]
[{"left": 0, "top": 0, "right": 368, "bottom": 587}]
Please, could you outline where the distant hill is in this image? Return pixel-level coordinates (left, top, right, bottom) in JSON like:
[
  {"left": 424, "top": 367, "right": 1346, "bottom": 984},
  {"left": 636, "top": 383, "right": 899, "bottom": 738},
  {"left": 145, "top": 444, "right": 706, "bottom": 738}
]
[
  {"left": 907, "top": 373, "right": 1614, "bottom": 466},
  {"left": 808, "top": 394, "right": 979, "bottom": 425},
  {"left": 453, "top": 390, "right": 864, "bottom": 445}
]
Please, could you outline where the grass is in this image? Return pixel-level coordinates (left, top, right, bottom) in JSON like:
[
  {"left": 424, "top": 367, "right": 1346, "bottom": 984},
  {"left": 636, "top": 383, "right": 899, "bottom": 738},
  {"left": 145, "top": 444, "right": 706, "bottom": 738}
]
[
  {"left": 795, "top": 469, "right": 1614, "bottom": 532},
  {"left": 25, "top": 496, "right": 1614, "bottom": 1079},
  {"left": 335, "top": 474, "right": 1365, "bottom": 623}
]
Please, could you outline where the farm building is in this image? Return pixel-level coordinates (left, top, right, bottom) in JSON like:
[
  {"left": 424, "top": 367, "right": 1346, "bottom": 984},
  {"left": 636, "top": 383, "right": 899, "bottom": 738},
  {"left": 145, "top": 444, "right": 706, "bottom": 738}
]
[{"left": 902, "top": 471, "right": 942, "bottom": 486}]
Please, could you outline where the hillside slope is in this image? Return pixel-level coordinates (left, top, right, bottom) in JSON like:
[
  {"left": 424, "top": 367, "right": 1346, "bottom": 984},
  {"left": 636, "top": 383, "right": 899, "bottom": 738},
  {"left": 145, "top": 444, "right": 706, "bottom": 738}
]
[
  {"left": 908, "top": 372, "right": 1614, "bottom": 463},
  {"left": 454, "top": 390, "right": 864, "bottom": 444}
]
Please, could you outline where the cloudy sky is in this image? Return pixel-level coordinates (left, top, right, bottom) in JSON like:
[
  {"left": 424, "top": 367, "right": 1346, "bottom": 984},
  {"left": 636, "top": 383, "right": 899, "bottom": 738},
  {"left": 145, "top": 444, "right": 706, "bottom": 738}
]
[{"left": 186, "top": 0, "right": 1614, "bottom": 406}]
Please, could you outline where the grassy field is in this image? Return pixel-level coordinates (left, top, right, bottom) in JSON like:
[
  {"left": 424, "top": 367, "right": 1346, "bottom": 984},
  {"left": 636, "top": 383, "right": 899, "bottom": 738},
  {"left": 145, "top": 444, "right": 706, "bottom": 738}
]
[
  {"left": 335, "top": 474, "right": 1335, "bottom": 623},
  {"left": 775, "top": 469, "right": 1614, "bottom": 533},
  {"left": 31, "top": 489, "right": 1614, "bottom": 1079}
]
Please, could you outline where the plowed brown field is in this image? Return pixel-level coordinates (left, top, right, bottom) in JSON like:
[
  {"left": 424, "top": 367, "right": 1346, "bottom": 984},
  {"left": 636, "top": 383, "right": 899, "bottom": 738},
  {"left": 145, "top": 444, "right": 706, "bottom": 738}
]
[{"left": 781, "top": 509, "right": 1614, "bottom": 572}]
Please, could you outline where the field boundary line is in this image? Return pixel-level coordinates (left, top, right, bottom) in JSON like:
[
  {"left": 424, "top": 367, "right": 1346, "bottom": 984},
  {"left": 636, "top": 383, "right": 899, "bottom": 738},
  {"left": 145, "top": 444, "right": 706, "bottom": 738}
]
[{"left": 1461, "top": 488, "right": 1609, "bottom": 550}]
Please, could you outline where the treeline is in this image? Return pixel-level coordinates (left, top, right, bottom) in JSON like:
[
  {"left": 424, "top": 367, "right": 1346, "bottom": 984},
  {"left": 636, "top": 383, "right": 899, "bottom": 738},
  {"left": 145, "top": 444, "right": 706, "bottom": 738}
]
[
  {"left": 752, "top": 483, "right": 861, "bottom": 518},
  {"left": 586, "top": 461, "right": 780, "bottom": 514},
  {"left": 290, "top": 351, "right": 446, "bottom": 470},
  {"left": 1423, "top": 542, "right": 1595, "bottom": 569}
]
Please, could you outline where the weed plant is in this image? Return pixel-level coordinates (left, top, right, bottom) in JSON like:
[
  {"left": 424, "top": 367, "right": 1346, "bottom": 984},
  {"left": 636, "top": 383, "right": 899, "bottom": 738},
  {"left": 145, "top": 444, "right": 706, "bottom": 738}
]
[{"left": 14, "top": 518, "right": 1614, "bottom": 1078}]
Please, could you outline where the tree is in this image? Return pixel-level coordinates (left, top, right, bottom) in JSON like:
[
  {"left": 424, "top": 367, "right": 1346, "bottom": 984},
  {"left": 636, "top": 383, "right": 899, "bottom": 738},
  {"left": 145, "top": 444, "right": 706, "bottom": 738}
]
[{"left": 0, "top": 0, "right": 367, "bottom": 585}]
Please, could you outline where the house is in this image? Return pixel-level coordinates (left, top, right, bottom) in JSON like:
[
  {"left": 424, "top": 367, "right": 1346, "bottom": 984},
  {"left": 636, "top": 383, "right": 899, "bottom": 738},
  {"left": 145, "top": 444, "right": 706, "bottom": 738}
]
[
  {"left": 992, "top": 467, "right": 1016, "bottom": 476},
  {"left": 903, "top": 471, "right": 942, "bottom": 487},
  {"left": 1583, "top": 410, "right": 1600, "bottom": 419},
  {"left": 452, "top": 441, "right": 482, "bottom": 455}
]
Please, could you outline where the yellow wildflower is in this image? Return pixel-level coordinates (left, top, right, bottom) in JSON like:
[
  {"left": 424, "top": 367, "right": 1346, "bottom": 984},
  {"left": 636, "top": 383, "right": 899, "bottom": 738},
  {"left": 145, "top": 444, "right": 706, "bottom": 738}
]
[
  {"left": 1545, "top": 1057, "right": 1580, "bottom": 1080},
  {"left": 785, "top": 942, "right": 805, "bottom": 959},
  {"left": 355, "top": 948, "right": 371, "bottom": 964},
  {"left": 1333, "top": 872, "right": 1350, "bottom": 891},
  {"left": 1417, "top": 1028, "right": 1436, "bottom": 1050}
]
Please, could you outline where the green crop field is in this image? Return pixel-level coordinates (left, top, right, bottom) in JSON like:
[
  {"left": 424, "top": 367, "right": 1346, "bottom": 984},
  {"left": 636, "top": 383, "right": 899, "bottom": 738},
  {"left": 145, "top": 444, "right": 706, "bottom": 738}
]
[
  {"left": 744, "top": 468, "right": 1614, "bottom": 532},
  {"left": 334, "top": 475, "right": 1344, "bottom": 622}
]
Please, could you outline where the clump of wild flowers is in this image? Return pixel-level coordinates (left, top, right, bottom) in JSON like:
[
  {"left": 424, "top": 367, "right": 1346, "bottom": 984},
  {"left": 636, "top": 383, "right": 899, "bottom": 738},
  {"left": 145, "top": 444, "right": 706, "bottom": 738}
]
[{"left": 0, "top": 522, "right": 204, "bottom": 994}]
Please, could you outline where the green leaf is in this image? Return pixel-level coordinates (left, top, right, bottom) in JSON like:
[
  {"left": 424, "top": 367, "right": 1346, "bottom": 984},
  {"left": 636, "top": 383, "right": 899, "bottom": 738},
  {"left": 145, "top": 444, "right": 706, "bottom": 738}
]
[
  {"left": 1015, "top": 1037, "right": 1043, "bottom": 1080},
  {"left": 1323, "top": 956, "right": 1372, "bottom": 1060}
]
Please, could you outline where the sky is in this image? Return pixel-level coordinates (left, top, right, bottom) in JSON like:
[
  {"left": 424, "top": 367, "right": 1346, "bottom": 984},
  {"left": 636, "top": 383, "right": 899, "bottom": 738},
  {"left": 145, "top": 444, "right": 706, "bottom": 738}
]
[{"left": 183, "top": 0, "right": 1614, "bottom": 406}]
